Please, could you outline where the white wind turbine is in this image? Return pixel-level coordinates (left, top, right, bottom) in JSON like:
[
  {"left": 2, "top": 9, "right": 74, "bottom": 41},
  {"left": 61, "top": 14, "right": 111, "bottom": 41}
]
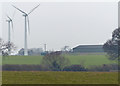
[
  {"left": 12, "top": 4, "right": 40, "bottom": 56},
  {"left": 6, "top": 15, "right": 14, "bottom": 55}
]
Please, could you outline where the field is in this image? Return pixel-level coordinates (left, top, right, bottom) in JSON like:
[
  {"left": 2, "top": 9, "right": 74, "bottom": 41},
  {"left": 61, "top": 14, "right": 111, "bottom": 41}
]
[
  {"left": 2, "top": 54, "right": 116, "bottom": 67},
  {"left": 2, "top": 71, "right": 118, "bottom": 84},
  {"left": 2, "top": 54, "right": 118, "bottom": 84},
  {"left": 65, "top": 54, "right": 116, "bottom": 67}
]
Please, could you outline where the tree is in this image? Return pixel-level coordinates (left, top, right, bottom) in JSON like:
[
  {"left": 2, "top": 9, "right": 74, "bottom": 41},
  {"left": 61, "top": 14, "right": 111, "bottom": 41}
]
[
  {"left": 103, "top": 40, "right": 118, "bottom": 60},
  {"left": 62, "top": 46, "right": 70, "bottom": 51},
  {"left": 0, "top": 38, "right": 16, "bottom": 56},
  {"left": 18, "top": 48, "right": 24, "bottom": 56},
  {"left": 103, "top": 27, "right": 120, "bottom": 61},
  {"left": 41, "top": 51, "right": 70, "bottom": 71},
  {"left": 61, "top": 46, "right": 72, "bottom": 53}
]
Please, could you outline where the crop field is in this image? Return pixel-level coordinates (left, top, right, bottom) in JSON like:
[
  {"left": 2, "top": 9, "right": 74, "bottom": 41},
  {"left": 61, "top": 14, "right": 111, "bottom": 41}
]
[
  {"left": 2, "top": 54, "right": 116, "bottom": 67},
  {"left": 2, "top": 71, "right": 118, "bottom": 84}
]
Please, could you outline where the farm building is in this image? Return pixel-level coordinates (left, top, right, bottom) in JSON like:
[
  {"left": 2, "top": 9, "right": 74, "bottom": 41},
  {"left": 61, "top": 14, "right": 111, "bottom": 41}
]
[
  {"left": 18, "top": 48, "right": 43, "bottom": 56},
  {"left": 72, "top": 45, "right": 104, "bottom": 53}
]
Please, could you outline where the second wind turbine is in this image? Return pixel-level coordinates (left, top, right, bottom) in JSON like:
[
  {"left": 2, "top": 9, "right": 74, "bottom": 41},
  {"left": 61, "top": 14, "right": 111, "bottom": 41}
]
[
  {"left": 12, "top": 4, "right": 40, "bottom": 56},
  {"left": 6, "top": 15, "right": 13, "bottom": 55}
]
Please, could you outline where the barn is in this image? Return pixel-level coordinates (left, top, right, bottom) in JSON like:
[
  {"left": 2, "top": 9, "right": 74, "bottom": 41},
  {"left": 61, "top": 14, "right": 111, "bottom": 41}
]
[{"left": 72, "top": 45, "right": 104, "bottom": 53}]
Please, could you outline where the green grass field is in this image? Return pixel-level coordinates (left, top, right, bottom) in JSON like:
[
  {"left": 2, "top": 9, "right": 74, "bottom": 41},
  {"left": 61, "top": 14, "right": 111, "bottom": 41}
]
[
  {"left": 3, "top": 56, "right": 43, "bottom": 65},
  {"left": 2, "top": 54, "right": 116, "bottom": 67},
  {"left": 2, "top": 71, "right": 118, "bottom": 84},
  {"left": 2, "top": 54, "right": 118, "bottom": 84},
  {"left": 65, "top": 54, "right": 116, "bottom": 67}
]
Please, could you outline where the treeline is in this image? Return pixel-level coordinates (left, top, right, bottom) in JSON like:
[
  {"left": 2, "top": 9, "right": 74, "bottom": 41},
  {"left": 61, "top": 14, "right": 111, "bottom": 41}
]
[{"left": 2, "top": 64, "right": 118, "bottom": 72}]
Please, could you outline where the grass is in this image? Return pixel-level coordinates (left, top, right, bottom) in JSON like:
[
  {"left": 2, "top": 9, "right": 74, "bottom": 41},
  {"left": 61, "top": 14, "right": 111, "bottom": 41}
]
[
  {"left": 2, "top": 71, "right": 118, "bottom": 84},
  {"left": 65, "top": 54, "right": 116, "bottom": 67},
  {"left": 2, "top": 54, "right": 116, "bottom": 68},
  {"left": 2, "top": 56, "right": 43, "bottom": 65}
]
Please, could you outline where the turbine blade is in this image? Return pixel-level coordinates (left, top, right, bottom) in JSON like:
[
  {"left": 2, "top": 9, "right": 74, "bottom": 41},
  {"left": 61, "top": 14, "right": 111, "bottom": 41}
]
[
  {"left": 6, "top": 15, "right": 12, "bottom": 20},
  {"left": 28, "top": 4, "right": 40, "bottom": 15},
  {"left": 27, "top": 16, "right": 30, "bottom": 35},
  {"left": 12, "top": 10, "right": 16, "bottom": 20},
  {"left": 12, "top": 5, "right": 26, "bottom": 14}
]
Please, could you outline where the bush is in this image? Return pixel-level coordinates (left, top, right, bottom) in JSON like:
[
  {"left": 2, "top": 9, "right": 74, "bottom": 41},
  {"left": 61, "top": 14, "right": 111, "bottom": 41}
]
[
  {"left": 2, "top": 64, "right": 50, "bottom": 71},
  {"left": 88, "top": 64, "right": 118, "bottom": 71},
  {"left": 63, "top": 65, "right": 87, "bottom": 71},
  {"left": 41, "top": 51, "right": 70, "bottom": 71}
]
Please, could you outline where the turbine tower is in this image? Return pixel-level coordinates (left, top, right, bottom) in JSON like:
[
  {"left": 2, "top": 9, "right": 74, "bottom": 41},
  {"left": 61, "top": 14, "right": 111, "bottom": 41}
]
[
  {"left": 44, "top": 44, "right": 47, "bottom": 52},
  {"left": 12, "top": 4, "right": 40, "bottom": 56},
  {"left": 6, "top": 15, "right": 13, "bottom": 55}
]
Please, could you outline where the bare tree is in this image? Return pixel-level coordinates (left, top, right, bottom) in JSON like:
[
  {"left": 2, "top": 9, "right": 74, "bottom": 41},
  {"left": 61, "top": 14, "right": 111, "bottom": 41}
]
[
  {"left": 61, "top": 46, "right": 71, "bottom": 52},
  {"left": 0, "top": 38, "right": 16, "bottom": 56}
]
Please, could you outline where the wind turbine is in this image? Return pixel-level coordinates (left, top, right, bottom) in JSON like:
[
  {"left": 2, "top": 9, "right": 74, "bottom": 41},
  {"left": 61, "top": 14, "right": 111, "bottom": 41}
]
[
  {"left": 12, "top": 4, "right": 40, "bottom": 56},
  {"left": 6, "top": 15, "right": 14, "bottom": 55}
]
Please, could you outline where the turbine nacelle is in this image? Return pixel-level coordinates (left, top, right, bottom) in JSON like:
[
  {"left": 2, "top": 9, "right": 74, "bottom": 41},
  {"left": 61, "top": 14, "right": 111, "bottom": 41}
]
[
  {"left": 6, "top": 20, "right": 11, "bottom": 22},
  {"left": 23, "top": 14, "right": 28, "bottom": 17},
  {"left": 6, "top": 15, "right": 12, "bottom": 22}
]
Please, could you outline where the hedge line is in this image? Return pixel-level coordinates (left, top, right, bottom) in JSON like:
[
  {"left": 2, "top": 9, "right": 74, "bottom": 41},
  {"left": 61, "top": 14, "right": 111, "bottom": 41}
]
[{"left": 2, "top": 64, "right": 119, "bottom": 71}]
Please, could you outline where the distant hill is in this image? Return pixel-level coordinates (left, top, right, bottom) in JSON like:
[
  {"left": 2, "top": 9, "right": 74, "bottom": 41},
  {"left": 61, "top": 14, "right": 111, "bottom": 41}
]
[{"left": 72, "top": 45, "right": 104, "bottom": 53}]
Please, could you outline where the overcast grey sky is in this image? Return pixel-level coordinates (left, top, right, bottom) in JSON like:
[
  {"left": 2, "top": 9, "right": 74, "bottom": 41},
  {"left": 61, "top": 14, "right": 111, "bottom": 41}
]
[{"left": 1, "top": 2, "right": 118, "bottom": 51}]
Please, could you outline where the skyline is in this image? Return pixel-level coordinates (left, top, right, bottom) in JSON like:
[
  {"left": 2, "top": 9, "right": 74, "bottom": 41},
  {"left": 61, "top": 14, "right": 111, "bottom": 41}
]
[{"left": 1, "top": 2, "right": 118, "bottom": 51}]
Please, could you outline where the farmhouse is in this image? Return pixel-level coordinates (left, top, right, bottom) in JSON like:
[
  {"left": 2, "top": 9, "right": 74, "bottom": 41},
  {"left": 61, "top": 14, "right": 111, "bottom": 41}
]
[{"left": 73, "top": 45, "right": 104, "bottom": 53}]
